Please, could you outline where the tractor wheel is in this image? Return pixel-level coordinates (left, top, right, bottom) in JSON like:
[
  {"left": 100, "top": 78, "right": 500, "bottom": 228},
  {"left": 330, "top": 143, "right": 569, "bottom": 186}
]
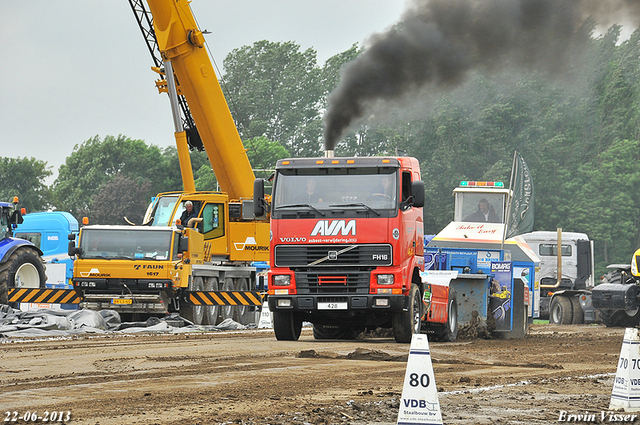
[
  {"left": 598, "top": 309, "right": 640, "bottom": 327},
  {"left": 0, "top": 247, "right": 46, "bottom": 304}
]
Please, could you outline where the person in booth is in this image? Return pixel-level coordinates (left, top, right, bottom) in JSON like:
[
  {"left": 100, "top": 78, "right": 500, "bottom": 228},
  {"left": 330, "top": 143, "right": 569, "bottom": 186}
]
[{"left": 464, "top": 198, "right": 500, "bottom": 223}]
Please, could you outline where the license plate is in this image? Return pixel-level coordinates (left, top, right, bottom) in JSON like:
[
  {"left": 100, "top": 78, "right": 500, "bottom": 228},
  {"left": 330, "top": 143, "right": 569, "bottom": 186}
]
[
  {"left": 317, "top": 302, "right": 348, "bottom": 310},
  {"left": 112, "top": 298, "right": 132, "bottom": 305}
]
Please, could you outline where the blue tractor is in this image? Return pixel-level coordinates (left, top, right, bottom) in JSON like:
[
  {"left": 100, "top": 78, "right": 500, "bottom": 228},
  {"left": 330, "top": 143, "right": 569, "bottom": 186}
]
[{"left": 0, "top": 198, "right": 46, "bottom": 304}]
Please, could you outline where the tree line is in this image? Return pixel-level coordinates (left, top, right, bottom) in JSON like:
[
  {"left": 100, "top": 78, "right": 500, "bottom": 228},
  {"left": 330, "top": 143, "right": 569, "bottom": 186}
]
[{"left": 3, "top": 26, "right": 640, "bottom": 276}]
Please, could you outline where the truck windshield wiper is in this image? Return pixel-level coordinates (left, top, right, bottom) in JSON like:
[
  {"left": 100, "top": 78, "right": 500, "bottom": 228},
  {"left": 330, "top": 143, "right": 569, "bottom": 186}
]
[
  {"left": 329, "top": 203, "right": 381, "bottom": 216},
  {"left": 275, "top": 203, "right": 325, "bottom": 216}
]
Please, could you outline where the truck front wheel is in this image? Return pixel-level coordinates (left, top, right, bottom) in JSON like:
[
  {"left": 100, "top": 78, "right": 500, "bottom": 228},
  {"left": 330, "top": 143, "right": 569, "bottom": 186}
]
[
  {"left": 273, "top": 311, "right": 302, "bottom": 341},
  {"left": 180, "top": 276, "right": 205, "bottom": 325},
  {"left": 393, "top": 283, "right": 422, "bottom": 343},
  {"left": 0, "top": 248, "right": 46, "bottom": 304}
]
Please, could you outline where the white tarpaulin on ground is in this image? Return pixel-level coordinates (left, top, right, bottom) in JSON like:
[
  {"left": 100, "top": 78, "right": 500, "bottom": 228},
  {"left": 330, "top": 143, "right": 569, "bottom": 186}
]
[{"left": 0, "top": 305, "right": 255, "bottom": 338}]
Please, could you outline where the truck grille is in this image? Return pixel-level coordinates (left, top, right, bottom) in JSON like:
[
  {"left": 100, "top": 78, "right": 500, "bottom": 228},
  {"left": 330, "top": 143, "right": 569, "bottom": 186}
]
[
  {"left": 295, "top": 270, "right": 371, "bottom": 294},
  {"left": 274, "top": 244, "right": 392, "bottom": 267}
]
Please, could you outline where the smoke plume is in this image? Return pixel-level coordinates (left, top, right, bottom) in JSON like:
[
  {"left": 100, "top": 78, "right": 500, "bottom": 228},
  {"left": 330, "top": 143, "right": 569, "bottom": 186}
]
[{"left": 323, "top": 0, "right": 640, "bottom": 151}]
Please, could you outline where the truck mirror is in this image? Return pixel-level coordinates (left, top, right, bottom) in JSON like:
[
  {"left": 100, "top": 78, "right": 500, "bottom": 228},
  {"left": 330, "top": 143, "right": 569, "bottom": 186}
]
[
  {"left": 68, "top": 240, "right": 80, "bottom": 257},
  {"left": 9, "top": 210, "right": 23, "bottom": 226},
  {"left": 411, "top": 181, "right": 425, "bottom": 208},
  {"left": 253, "top": 178, "right": 265, "bottom": 217},
  {"left": 178, "top": 235, "right": 189, "bottom": 253}
]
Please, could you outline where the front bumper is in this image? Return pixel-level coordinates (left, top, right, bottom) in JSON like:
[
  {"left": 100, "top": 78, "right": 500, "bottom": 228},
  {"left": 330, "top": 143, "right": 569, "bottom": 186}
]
[
  {"left": 80, "top": 292, "right": 171, "bottom": 314},
  {"left": 268, "top": 293, "right": 406, "bottom": 313}
]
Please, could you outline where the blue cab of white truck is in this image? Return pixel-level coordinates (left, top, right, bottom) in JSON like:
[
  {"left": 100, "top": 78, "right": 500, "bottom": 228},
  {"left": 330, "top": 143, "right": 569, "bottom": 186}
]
[{"left": 14, "top": 211, "right": 79, "bottom": 289}]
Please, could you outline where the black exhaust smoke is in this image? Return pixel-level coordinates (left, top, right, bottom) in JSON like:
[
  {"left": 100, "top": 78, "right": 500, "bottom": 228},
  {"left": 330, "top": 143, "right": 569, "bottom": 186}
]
[{"left": 323, "top": 0, "right": 640, "bottom": 151}]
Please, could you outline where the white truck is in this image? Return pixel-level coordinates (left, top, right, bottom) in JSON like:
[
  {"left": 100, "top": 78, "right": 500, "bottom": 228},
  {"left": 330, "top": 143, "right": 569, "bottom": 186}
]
[{"left": 520, "top": 230, "right": 595, "bottom": 324}]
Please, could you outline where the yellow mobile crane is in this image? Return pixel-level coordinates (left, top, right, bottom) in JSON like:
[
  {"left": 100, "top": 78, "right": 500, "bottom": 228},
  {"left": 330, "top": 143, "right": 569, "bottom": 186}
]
[{"left": 61, "top": 0, "right": 270, "bottom": 325}]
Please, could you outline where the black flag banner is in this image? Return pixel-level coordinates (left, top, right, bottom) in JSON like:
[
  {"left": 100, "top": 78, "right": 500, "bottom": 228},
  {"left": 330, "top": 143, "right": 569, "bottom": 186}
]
[{"left": 505, "top": 153, "right": 534, "bottom": 239}]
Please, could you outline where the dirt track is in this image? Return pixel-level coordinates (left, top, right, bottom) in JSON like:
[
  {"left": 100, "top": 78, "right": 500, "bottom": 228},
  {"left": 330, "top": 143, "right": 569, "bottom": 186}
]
[{"left": 0, "top": 323, "right": 631, "bottom": 424}]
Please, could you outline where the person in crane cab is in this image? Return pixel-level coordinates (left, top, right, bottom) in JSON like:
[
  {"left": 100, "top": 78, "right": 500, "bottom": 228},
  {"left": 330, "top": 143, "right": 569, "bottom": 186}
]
[
  {"left": 179, "top": 201, "right": 198, "bottom": 226},
  {"left": 464, "top": 198, "right": 500, "bottom": 223}
]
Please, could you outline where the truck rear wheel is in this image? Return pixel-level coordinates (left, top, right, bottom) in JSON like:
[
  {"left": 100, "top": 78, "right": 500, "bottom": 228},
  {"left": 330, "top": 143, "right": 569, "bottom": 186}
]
[
  {"left": 569, "top": 296, "right": 584, "bottom": 324},
  {"left": 0, "top": 248, "right": 46, "bottom": 304},
  {"left": 550, "top": 296, "right": 572, "bottom": 325},
  {"left": 235, "top": 277, "right": 252, "bottom": 325},
  {"left": 220, "top": 278, "right": 235, "bottom": 322},
  {"left": 204, "top": 277, "right": 220, "bottom": 325},
  {"left": 393, "top": 283, "right": 422, "bottom": 343},
  {"left": 273, "top": 311, "right": 302, "bottom": 341},
  {"left": 180, "top": 276, "right": 205, "bottom": 325},
  {"left": 312, "top": 323, "right": 361, "bottom": 340}
]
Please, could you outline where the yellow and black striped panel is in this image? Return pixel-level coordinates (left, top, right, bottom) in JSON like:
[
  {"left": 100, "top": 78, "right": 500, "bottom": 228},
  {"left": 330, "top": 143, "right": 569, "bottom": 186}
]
[
  {"left": 8, "top": 288, "right": 82, "bottom": 304},
  {"left": 185, "top": 291, "right": 264, "bottom": 306}
]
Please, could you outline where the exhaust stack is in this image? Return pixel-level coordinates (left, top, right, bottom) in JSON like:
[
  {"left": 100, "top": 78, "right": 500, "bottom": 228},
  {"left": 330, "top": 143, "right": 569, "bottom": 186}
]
[{"left": 324, "top": 150, "right": 335, "bottom": 158}]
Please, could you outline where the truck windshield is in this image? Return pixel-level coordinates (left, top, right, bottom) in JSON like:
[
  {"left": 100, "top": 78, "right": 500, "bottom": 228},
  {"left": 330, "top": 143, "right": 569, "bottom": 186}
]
[
  {"left": 273, "top": 170, "right": 398, "bottom": 211},
  {"left": 79, "top": 229, "right": 175, "bottom": 260},
  {"left": 149, "top": 195, "right": 180, "bottom": 226}
]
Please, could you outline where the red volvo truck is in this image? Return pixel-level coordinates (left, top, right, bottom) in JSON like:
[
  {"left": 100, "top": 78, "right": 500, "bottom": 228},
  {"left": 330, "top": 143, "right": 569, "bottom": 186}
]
[{"left": 254, "top": 156, "right": 454, "bottom": 343}]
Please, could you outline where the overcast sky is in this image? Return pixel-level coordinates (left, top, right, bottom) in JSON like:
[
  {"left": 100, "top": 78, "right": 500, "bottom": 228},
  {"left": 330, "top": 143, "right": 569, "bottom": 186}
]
[{"left": 1, "top": 1, "right": 407, "bottom": 183}]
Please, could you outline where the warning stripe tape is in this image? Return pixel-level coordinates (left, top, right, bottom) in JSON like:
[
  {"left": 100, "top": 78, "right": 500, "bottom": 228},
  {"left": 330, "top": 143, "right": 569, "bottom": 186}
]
[
  {"left": 8, "top": 288, "right": 82, "bottom": 304},
  {"left": 186, "top": 291, "right": 264, "bottom": 306}
]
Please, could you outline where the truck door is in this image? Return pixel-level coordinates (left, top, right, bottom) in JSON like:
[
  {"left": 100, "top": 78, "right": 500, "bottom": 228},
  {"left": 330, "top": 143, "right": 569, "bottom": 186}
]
[
  {"left": 576, "top": 239, "right": 592, "bottom": 289},
  {"left": 200, "top": 203, "right": 227, "bottom": 255}
]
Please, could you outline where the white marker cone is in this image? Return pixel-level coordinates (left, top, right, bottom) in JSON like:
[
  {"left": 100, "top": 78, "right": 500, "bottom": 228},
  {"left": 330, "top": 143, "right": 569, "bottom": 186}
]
[
  {"left": 257, "top": 301, "right": 273, "bottom": 329},
  {"left": 396, "top": 333, "right": 443, "bottom": 425},
  {"left": 610, "top": 327, "right": 640, "bottom": 411}
]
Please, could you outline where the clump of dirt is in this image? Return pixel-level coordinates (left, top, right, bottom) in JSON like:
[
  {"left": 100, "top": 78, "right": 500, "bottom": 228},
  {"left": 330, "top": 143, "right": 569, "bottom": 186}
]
[
  {"left": 344, "top": 347, "right": 406, "bottom": 362},
  {"left": 297, "top": 348, "right": 407, "bottom": 362},
  {"left": 356, "top": 327, "right": 395, "bottom": 339},
  {"left": 458, "top": 310, "right": 495, "bottom": 340}
]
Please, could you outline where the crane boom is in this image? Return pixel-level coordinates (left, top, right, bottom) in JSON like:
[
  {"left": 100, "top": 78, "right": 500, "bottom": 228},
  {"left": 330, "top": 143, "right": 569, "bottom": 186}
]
[{"left": 146, "top": 0, "right": 255, "bottom": 201}]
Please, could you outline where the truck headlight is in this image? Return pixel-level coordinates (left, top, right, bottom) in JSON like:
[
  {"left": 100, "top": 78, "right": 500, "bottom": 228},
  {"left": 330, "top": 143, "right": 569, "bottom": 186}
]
[
  {"left": 377, "top": 274, "right": 394, "bottom": 285},
  {"left": 273, "top": 275, "right": 291, "bottom": 286}
]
